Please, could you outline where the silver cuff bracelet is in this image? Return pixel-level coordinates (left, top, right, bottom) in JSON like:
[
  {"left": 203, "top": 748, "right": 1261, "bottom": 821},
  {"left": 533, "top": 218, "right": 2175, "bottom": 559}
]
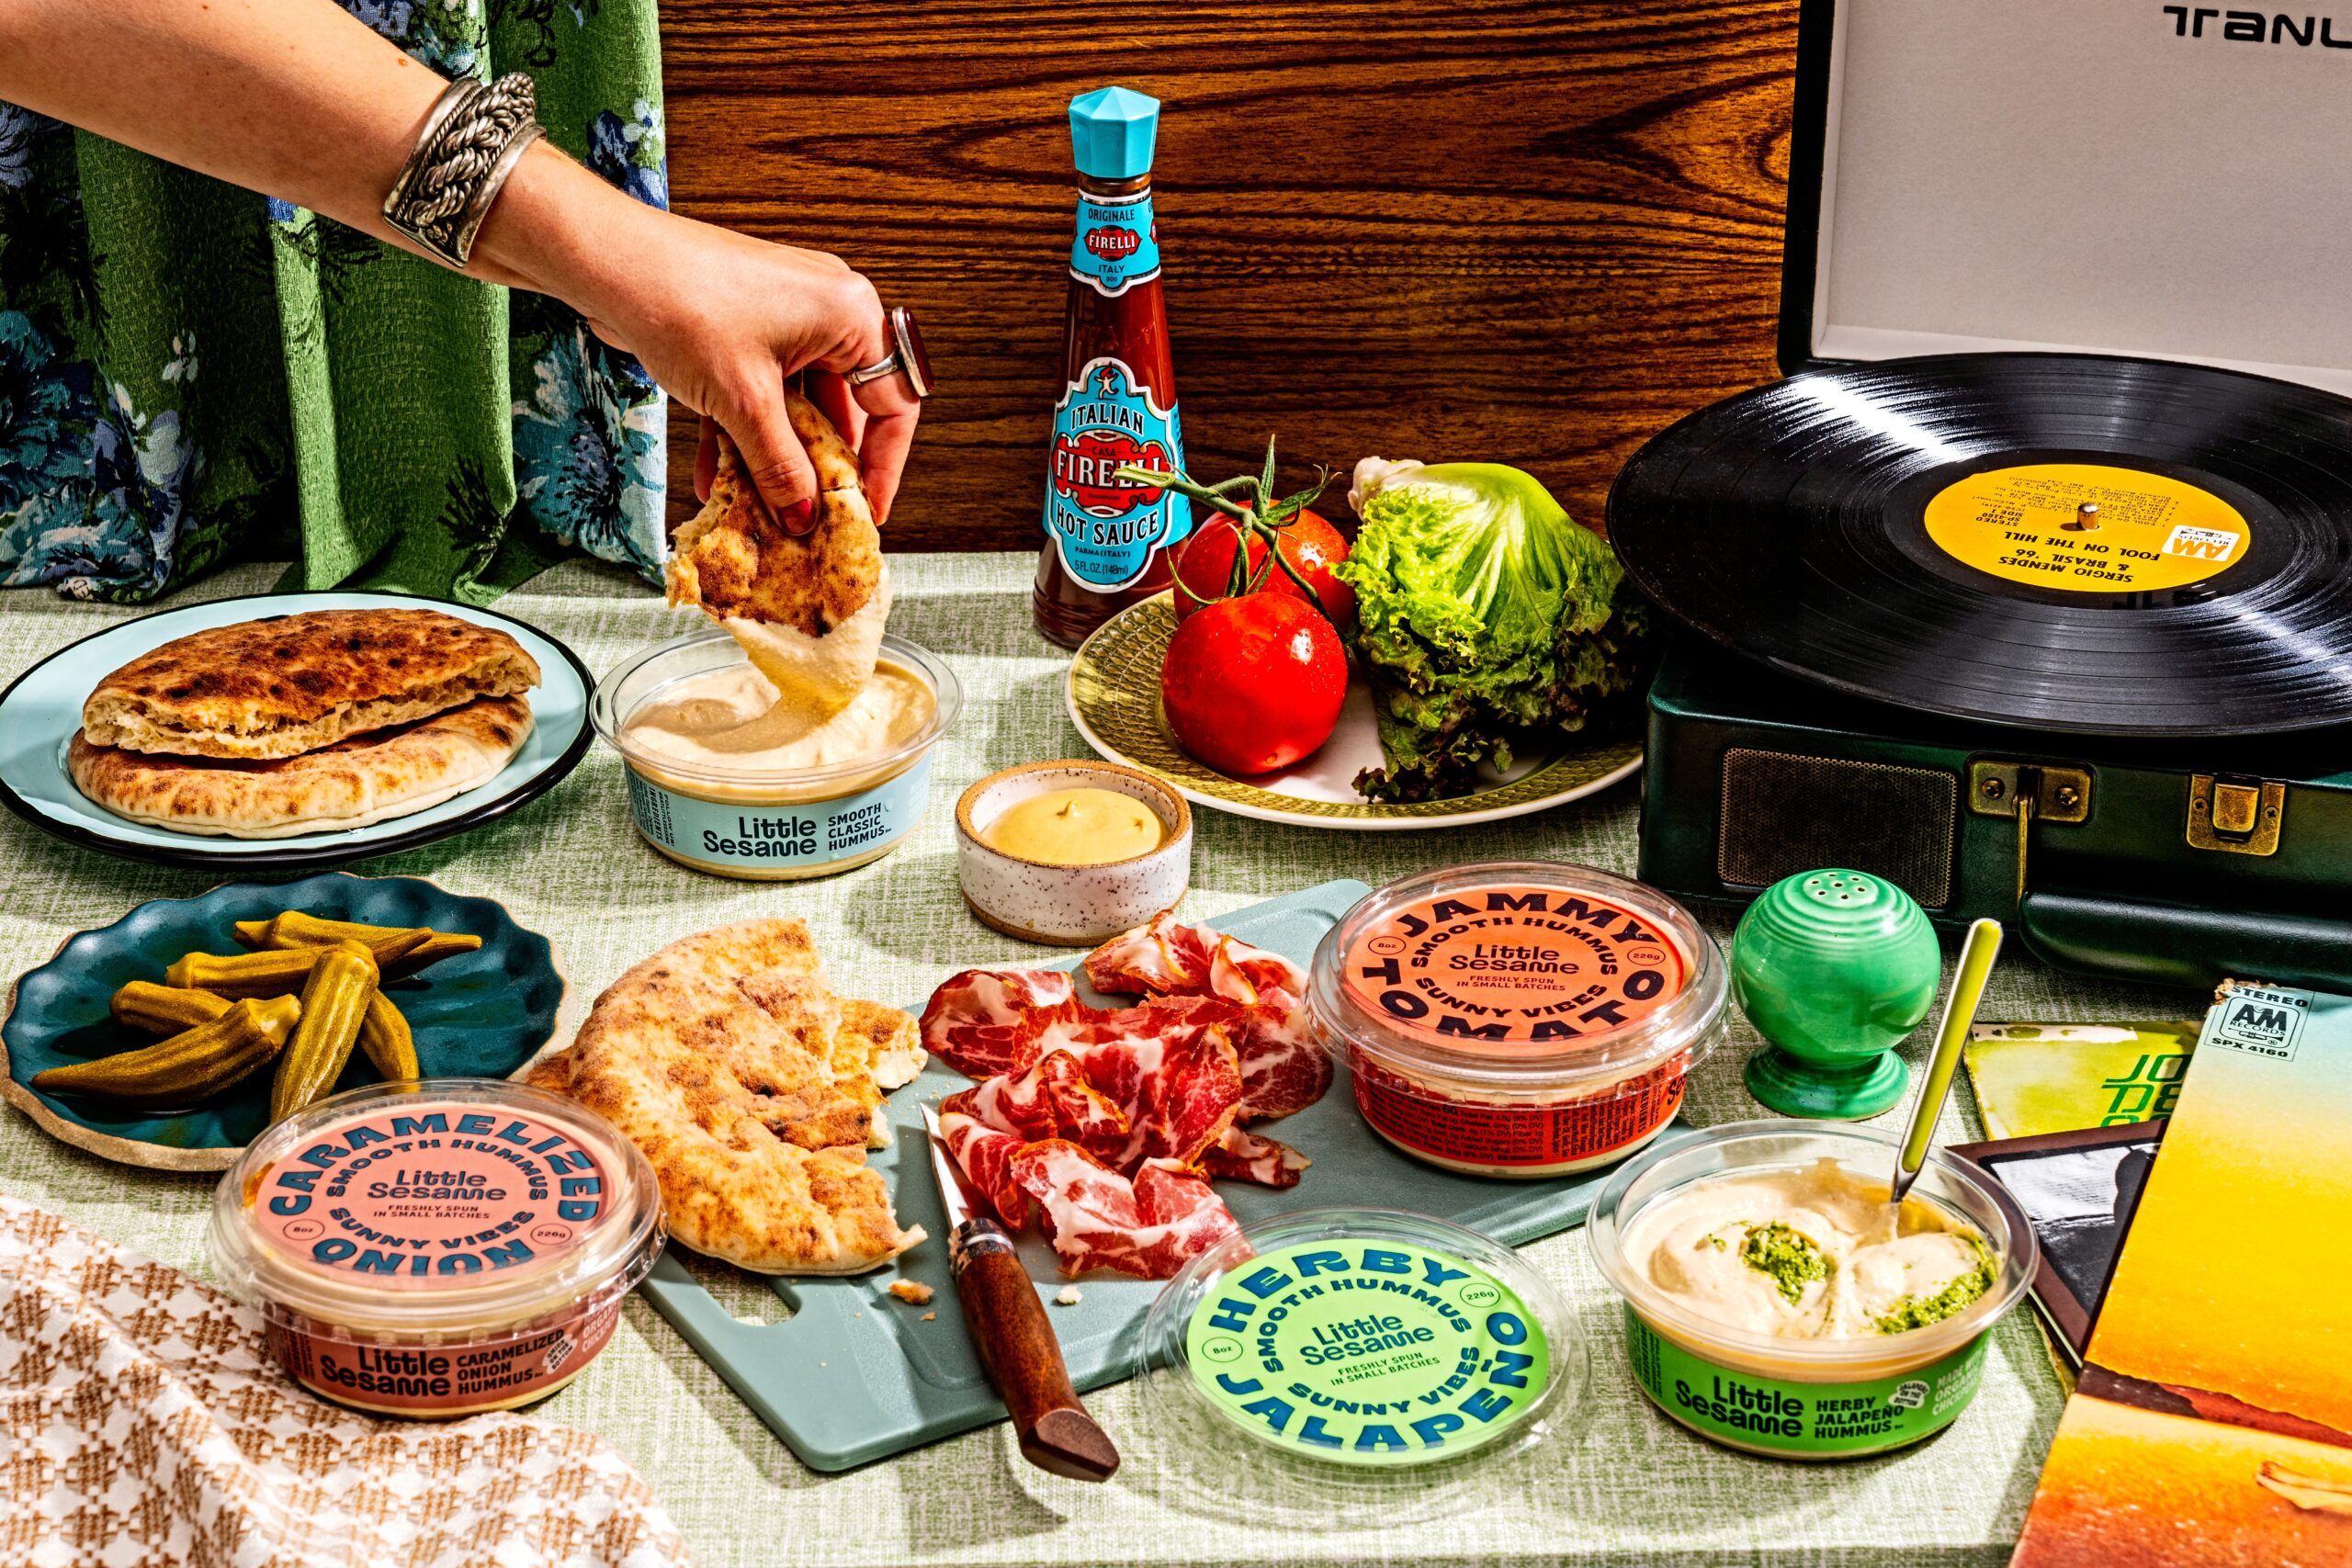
[{"left": 383, "top": 73, "right": 545, "bottom": 269}]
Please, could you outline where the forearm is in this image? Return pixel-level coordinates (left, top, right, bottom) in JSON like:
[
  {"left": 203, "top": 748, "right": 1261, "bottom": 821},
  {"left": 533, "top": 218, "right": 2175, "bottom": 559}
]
[
  {"left": 0, "top": 0, "right": 643, "bottom": 305},
  {"left": 0, "top": 0, "right": 923, "bottom": 522}
]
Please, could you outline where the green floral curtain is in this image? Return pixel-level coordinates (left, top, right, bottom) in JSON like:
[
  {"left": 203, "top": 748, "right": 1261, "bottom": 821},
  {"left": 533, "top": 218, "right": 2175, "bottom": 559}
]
[{"left": 0, "top": 0, "right": 668, "bottom": 604}]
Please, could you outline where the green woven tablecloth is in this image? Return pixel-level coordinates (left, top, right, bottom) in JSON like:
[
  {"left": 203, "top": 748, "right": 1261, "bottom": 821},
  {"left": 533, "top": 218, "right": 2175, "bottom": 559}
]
[{"left": 0, "top": 554, "right": 2190, "bottom": 1567}]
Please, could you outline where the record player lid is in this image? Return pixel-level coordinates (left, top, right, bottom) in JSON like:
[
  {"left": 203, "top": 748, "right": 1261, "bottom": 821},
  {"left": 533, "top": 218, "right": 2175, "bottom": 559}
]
[{"left": 1782, "top": 0, "right": 2352, "bottom": 396}]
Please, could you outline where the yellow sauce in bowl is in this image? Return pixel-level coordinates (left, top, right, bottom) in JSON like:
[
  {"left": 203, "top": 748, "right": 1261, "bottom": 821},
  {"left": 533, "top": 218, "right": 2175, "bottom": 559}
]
[{"left": 982, "top": 785, "right": 1164, "bottom": 865}]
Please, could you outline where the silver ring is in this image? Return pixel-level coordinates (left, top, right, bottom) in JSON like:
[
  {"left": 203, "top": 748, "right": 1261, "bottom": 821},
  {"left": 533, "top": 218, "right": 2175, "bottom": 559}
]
[{"left": 844, "top": 306, "right": 933, "bottom": 400}]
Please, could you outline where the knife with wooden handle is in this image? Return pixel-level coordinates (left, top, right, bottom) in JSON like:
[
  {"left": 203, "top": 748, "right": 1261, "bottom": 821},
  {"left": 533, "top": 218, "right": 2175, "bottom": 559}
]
[{"left": 921, "top": 1108, "right": 1119, "bottom": 1481}]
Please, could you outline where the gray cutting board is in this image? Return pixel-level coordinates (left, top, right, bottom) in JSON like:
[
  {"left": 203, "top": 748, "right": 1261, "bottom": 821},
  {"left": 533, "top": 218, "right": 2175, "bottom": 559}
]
[{"left": 636, "top": 878, "right": 1680, "bottom": 1472}]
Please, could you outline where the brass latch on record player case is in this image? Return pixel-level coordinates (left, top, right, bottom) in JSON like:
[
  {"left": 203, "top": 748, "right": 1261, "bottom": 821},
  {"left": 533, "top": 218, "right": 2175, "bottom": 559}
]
[
  {"left": 1967, "top": 761, "right": 2092, "bottom": 906},
  {"left": 2187, "top": 774, "right": 2284, "bottom": 856}
]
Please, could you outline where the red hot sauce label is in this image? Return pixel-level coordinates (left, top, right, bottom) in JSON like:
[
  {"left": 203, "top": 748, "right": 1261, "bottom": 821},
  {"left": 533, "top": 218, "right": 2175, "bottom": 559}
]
[{"left": 1340, "top": 884, "right": 1688, "bottom": 1046}]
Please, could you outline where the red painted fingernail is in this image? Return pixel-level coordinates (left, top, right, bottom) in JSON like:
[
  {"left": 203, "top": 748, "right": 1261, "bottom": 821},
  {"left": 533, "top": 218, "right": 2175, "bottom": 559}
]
[{"left": 782, "top": 500, "right": 814, "bottom": 534}]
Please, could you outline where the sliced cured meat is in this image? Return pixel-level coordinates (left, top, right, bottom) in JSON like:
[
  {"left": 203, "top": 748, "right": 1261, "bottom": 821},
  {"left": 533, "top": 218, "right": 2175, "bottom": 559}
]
[
  {"left": 944, "top": 1022, "right": 1241, "bottom": 1172},
  {"left": 944, "top": 1050, "right": 1131, "bottom": 1165},
  {"left": 1063, "top": 1011, "right": 1243, "bottom": 1168},
  {"left": 939, "top": 1109, "right": 1031, "bottom": 1227},
  {"left": 1008, "top": 1141, "right": 1242, "bottom": 1279},
  {"left": 1202, "top": 1125, "right": 1309, "bottom": 1188},
  {"left": 1083, "top": 918, "right": 1326, "bottom": 1120},
  {"left": 1085, "top": 913, "right": 1306, "bottom": 1006},
  {"left": 920, "top": 968, "right": 1080, "bottom": 1078},
  {"left": 921, "top": 919, "right": 1331, "bottom": 1278},
  {"left": 1132, "top": 992, "right": 1330, "bottom": 1122}
]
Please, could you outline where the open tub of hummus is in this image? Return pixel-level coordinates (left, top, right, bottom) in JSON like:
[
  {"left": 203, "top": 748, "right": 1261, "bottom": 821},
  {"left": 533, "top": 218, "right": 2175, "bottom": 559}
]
[
  {"left": 209, "top": 1078, "right": 662, "bottom": 1418},
  {"left": 593, "top": 626, "right": 960, "bottom": 880},
  {"left": 1309, "top": 862, "right": 1727, "bottom": 1178},
  {"left": 1589, "top": 1122, "right": 2036, "bottom": 1459}
]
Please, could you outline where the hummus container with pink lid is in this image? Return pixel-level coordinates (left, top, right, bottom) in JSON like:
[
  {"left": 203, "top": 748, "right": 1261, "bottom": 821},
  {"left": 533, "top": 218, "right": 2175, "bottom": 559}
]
[
  {"left": 209, "top": 1078, "right": 662, "bottom": 1418},
  {"left": 1308, "top": 862, "right": 1727, "bottom": 1178}
]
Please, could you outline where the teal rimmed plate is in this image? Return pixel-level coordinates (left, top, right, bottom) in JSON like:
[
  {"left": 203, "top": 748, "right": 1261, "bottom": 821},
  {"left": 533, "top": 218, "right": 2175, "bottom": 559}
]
[
  {"left": 1067, "top": 594, "right": 1642, "bottom": 830},
  {"left": 0, "top": 872, "right": 566, "bottom": 1172},
  {"left": 0, "top": 591, "right": 592, "bottom": 868}
]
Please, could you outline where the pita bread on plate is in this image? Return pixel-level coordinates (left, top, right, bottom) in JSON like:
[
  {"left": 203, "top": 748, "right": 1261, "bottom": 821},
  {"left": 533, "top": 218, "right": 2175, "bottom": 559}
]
[
  {"left": 67, "top": 694, "right": 532, "bottom": 838},
  {"left": 526, "top": 919, "right": 925, "bottom": 1276},
  {"left": 82, "top": 607, "right": 539, "bottom": 761},
  {"left": 664, "top": 396, "right": 888, "bottom": 712}
]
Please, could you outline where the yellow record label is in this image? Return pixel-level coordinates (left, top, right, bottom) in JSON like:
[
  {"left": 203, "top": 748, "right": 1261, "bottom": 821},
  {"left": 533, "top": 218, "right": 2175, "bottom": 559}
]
[{"left": 1921, "top": 462, "right": 2249, "bottom": 592}]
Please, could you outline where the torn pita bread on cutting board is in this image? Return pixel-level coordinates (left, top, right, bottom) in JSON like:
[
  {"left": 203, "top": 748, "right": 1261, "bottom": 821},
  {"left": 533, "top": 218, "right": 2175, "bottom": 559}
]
[
  {"left": 526, "top": 919, "right": 926, "bottom": 1275},
  {"left": 67, "top": 694, "right": 533, "bottom": 838},
  {"left": 664, "top": 393, "right": 890, "bottom": 714},
  {"left": 80, "top": 608, "right": 539, "bottom": 761}
]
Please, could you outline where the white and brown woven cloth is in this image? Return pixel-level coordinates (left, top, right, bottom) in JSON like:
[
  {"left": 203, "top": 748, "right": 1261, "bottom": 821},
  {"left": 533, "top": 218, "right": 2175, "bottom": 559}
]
[{"left": 0, "top": 1193, "right": 693, "bottom": 1568}]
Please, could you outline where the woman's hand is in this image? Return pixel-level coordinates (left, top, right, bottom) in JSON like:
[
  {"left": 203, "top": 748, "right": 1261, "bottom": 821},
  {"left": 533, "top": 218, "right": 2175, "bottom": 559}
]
[
  {"left": 572, "top": 204, "right": 920, "bottom": 531},
  {"left": 480, "top": 149, "right": 921, "bottom": 533}
]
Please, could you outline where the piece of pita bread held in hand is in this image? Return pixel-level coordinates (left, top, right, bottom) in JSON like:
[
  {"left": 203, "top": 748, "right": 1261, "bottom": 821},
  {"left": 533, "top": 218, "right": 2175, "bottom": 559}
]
[{"left": 666, "top": 393, "right": 889, "bottom": 716}]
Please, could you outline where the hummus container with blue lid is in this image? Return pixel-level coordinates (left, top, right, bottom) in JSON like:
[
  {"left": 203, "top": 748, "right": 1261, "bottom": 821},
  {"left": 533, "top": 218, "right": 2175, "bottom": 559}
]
[
  {"left": 1133, "top": 1208, "right": 1581, "bottom": 1516},
  {"left": 1589, "top": 1121, "right": 2036, "bottom": 1460},
  {"left": 593, "top": 626, "right": 960, "bottom": 880}
]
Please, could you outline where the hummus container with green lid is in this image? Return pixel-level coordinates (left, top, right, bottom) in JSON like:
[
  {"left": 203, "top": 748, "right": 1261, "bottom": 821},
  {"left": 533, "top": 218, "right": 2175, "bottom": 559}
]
[
  {"left": 1309, "top": 862, "right": 1727, "bottom": 1178},
  {"left": 592, "top": 626, "right": 960, "bottom": 881},
  {"left": 1589, "top": 1121, "right": 2036, "bottom": 1460},
  {"left": 209, "top": 1077, "right": 663, "bottom": 1418},
  {"left": 1134, "top": 1208, "right": 1581, "bottom": 1516}
]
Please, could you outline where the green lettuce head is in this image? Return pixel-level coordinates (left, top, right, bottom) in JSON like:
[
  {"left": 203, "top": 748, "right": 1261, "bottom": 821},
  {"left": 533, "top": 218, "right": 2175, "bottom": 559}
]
[{"left": 1338, "top": 458, "right": 1652, "bottom": 802}]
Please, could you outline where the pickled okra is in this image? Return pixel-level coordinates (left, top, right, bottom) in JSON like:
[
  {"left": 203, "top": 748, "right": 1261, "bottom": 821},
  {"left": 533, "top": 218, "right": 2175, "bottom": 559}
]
[
  {"left": 358, "top": 992, "right": 420, "bottom": 1081},
  {"left": 168, "top": 929, "right": 424, "bottom": 998},
  {"left": 113, "top": 980, "right": 239, "bottom": 1034},
  {"left": 32, "top": 996, "right": 299, "bottom": 1108},
  {"left": 269, "top": 942, "right": 379, "bottom": 1121},
  {"left": 233, "top": 910, "right": 480, "bottom": 980}
]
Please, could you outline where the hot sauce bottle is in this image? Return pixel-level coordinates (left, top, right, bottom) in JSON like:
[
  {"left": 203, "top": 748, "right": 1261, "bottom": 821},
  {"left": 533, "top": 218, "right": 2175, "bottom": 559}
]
[{"left": 1033, "top": 85, "right": 1193, "bottom": 649}]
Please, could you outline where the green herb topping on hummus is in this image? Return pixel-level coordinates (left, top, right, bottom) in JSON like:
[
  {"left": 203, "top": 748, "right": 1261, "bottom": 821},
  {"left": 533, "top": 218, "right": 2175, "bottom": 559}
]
[
  {"left": 1871, "top": 1239, "right": 1996, "bottom": 1335},
  {"left": 1738, "top": 1222, "right": 1831, "bottom": 1305}
]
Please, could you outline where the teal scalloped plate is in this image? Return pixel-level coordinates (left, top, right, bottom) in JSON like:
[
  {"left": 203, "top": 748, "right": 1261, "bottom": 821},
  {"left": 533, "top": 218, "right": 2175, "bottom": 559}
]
[{"left": 0, "top": 873, "right": 566, "bottom": 1172}]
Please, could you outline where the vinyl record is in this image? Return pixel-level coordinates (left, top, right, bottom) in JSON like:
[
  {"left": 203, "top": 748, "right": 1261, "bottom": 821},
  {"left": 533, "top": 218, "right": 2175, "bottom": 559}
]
[{"left": 1606, "top": 353, "right": 2352, "bottom": 736}]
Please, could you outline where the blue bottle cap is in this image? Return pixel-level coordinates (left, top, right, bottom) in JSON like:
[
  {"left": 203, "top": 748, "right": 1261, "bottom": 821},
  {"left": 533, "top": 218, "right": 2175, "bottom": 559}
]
[{"left": 1069, "top": 85, "right": 1160, "bottom": 180}]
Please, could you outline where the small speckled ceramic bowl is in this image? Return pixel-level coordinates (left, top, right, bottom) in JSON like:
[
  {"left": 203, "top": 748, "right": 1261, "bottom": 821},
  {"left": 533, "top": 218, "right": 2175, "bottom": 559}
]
[{"left": 956, "top": 761, "right": 1191, "bottom": 946}]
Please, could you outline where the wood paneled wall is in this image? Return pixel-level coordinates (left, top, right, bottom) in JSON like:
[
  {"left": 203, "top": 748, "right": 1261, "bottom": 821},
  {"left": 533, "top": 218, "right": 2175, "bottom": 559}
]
[{"left": 659, "top": 1, "right": 1798, "bottom": 549}]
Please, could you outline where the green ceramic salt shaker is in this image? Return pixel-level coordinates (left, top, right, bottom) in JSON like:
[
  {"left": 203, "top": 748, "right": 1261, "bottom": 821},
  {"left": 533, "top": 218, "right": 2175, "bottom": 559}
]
[{"left": 1732, "top": 868, "right": 1940, "bottom": 1120}]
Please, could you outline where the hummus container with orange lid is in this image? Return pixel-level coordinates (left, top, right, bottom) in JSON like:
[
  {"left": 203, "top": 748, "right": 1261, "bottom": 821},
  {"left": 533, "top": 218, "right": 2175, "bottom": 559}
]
[
  {"left": 1589, "top": 1122, "right": 2037, "bottom": 1460},
  {"left": 1308, "top": 862, "right": 1727, "bottom": 1178},
  {"left": 209, "top": 1078, "right": 662, "bottom": 1418},
  {"left": 592, "top": 625, "right": 961, "bottom": 881}
]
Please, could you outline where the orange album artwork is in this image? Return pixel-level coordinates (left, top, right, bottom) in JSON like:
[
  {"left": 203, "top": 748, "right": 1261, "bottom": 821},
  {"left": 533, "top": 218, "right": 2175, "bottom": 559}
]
[{"left": 2011, "top": 983, "right": 2352, "bottom": 1565}]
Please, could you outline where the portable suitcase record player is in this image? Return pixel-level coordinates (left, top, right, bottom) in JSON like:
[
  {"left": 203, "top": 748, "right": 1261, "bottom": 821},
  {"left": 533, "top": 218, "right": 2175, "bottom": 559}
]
[{"left": 1615, "top": 0, "right": 2352, "bottom": 993}]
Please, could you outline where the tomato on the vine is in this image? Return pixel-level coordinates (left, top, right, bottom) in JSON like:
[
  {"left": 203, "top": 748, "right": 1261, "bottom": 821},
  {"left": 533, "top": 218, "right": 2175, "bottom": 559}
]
[
  {"left": 1173, "top": 507, "right": 1355, "bottom": 627},
  {"left": 1160, "top": 592, "right": 1347, "bottom": 776}
]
